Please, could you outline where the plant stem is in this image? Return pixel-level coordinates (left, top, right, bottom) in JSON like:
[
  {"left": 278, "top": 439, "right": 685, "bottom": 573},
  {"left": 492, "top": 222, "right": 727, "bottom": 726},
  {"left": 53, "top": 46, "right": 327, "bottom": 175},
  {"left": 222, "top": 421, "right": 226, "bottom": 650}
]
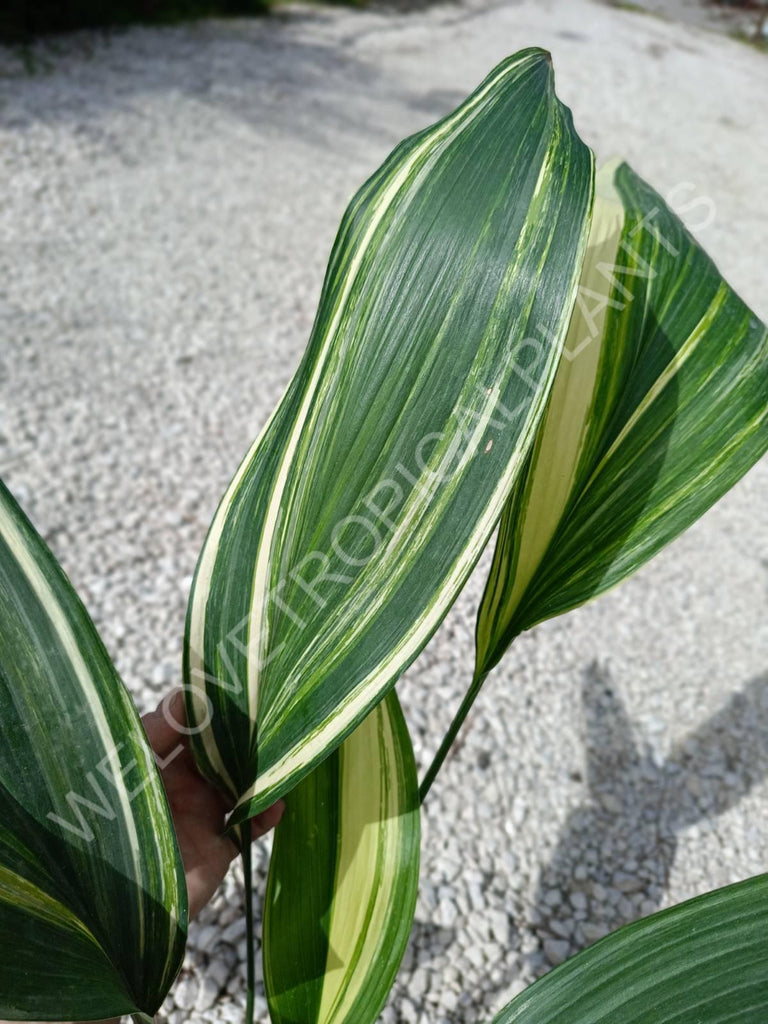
[
  {"left": 241, "top": 829, "right": 255, "bottom": 1024},
  {"left": 419, "top": 671, "right": 487, "bottom": 803}
]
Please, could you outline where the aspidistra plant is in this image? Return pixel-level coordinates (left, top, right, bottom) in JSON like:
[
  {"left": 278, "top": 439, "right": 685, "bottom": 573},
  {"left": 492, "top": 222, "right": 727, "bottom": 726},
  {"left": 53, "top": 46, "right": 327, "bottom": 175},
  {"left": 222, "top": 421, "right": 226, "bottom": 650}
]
[
  {"left": 1, "top": 43, "right": 766, "bottom": 1024},
  {"left": 188, "top": 47, "right": 766, "bottom": 1024}
]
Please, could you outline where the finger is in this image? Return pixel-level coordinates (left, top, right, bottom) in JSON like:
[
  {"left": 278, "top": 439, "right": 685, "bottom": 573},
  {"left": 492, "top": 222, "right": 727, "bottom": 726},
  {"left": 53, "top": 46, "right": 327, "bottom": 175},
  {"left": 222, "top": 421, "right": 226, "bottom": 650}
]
[
  {"left": 141, "top": 689, "right": 188, "bottom": 758},
  {"left": 251, "top": 798, "right": 285, "bottom": 840}
]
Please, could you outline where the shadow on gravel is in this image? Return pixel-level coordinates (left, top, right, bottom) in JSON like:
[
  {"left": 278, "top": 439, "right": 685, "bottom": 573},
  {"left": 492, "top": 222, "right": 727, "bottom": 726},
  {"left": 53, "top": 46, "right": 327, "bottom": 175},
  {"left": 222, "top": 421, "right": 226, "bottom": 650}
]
[
  {"left": 0, "top": 12, "right": 470, "bottom": 155},
  {"left": 526, "top": 661, "right": 768, "bottom": 974}
]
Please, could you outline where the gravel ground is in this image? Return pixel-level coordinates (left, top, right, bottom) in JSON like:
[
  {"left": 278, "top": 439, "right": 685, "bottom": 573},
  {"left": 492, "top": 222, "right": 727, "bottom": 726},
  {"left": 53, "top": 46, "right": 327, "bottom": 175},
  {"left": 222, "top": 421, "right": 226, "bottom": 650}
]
[{"left": 1, "top": 1, "right": 767, "bottom": 1021}]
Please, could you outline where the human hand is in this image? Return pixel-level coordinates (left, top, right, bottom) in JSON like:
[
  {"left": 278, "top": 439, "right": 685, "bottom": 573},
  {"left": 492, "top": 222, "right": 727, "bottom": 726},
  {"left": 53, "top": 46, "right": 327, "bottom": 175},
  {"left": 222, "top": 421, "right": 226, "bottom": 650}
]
[
  {"left": 6, "top": 690, "right": 284, "bottom": 1024},
  {"left": 143, "top": 689, "right": 284, "bottom": 919}
]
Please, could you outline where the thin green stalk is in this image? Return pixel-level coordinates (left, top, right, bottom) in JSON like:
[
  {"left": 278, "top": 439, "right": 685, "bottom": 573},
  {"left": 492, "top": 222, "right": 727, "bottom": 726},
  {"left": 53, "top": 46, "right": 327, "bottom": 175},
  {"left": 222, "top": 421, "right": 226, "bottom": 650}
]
[
  {"left": 419, "top": 671, "right": 487, "bottom": 803},
  {"left": 241, "top": 830, "right": 255, "bottom": 1024}
]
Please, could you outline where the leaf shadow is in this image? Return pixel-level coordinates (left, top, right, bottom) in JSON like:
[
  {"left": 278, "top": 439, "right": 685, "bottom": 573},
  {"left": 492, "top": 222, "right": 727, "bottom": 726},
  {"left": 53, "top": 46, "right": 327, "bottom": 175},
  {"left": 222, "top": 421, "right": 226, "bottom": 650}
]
[
  {"left": 0, "top": 14, "right": 467, "bottom": 158},
  {"left": 527, "top": 661, "right": 768, "bottom": 973}
]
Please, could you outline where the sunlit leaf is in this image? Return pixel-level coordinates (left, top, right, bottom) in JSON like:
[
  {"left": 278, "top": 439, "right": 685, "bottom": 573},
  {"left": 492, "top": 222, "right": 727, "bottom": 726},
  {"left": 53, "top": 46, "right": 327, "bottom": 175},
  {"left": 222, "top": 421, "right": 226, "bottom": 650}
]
[
  {"left": 493, "top": 875, "right": 768, "bottom": 1023},
  {"left": 476, "top": 160, "right": 768, "bottom": 676},
  {"left": 263, "top": 691, "right": 418, "bottom": 1024},
  {"left": 0, "top": 481, "right": 187, "bottom": 1020},
  {"left": 182, "top": 47, "right": 594, "bottom": 822}
]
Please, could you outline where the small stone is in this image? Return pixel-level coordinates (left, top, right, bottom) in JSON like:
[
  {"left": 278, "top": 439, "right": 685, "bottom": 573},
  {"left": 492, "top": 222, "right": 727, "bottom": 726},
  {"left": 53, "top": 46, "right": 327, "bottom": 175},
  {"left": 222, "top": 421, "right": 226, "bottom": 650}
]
[
  {"left": 222, "top": 917, "right": 247, "bottom": 944},
  {"left": 488, "top": 909, "right": 512, "bottom": 945},
  {"left": 618, "top": 896, "right": 636, "bottom": 919},
  {"left": 190, "top": 923, "right": 218, "bottom": 953},
  {"left": 173, "top": 975, "right": 199, "bottom": 1011},
  {"left": 582, "top": 922, "right": 609, "bottom": 943},
  {"left": 613, "top": 871, "right": 643, "bottom": 893},
  {"left": 464, "top": 944, "right": 485, "bottom": 970},
  {"left": 218, "top": 905, "right": 240, "bottom": 927},
  {"left": 484, "top": 942, "right": 503, "bottom": 963},
  {"left": 592, "top": 882, "right": 608, "bottom": 902},
  {"left": 497, "top": 977, "right": 527, "bottom": 1003},
  {"left": 400, "top": 997, "right": 418, "bottom": 1022},
  {"left": 409, "top": 968, "right": 429, "bottom": 999},
  {"left": 543, "top": 888, "right": 562, "bottom": 908},
  {"left": 511, "top": 797, "right": 527, "bottom": 826},
  {"left": 543, "top": 938, "right": 571, "bottom": 965},
  {"left": 549, "top": 918, "right": 573, "bottom": 939},
  {"left": 151, "top": 661, "right": 174, "bottom": 687},
  {"left": 435, "top": 897, "right": 458, "bottom": 930},
  {"left": 195, "top": 975, "right": 220, "bottom": 1012},
  {"left": 569, "top": 891, "right": 588, "bottom": 911},
  {"left": 207, "top": 955, "right": 232, "bottom": 989},
  {"left": 468, "top": 881, "right": 485, "bottom": 911},
  {"left": 600, "top": 792, "right": 622, "bottom": 814}
]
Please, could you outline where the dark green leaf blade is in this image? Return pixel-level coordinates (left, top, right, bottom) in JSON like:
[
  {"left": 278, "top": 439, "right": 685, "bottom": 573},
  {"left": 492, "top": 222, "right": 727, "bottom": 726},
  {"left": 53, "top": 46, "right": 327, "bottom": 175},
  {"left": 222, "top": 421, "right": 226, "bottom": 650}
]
[
  {"left": 184, "top": 48, "right": 595, "bottom": 821},
  {"left": 263, "top": 691, "right": 419, "bottom": 1024},
  {"left": 493, "top": 875, "right": 768, "bottom": 1023},
  {"left": 477, "top": 160, "right": 768, "bottom": 674},
  {"left": 0, "top": 481, "right": 187, "bottom": 1020}
]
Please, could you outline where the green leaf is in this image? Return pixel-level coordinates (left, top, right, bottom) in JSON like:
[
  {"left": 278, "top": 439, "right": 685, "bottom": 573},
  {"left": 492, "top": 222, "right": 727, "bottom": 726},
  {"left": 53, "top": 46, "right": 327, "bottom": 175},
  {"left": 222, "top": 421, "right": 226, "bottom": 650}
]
[
  {"left": 476, "top": 160, "right": 768, "bottom": 675},
  {"left": 492, "top": 875, "right": 768, "bottom": 1023},
  {"left": 0, "top": 481, "right": 187, "bottom": 1020},
  {"left": 263, "top": 690, "right": 419, "bottom": 1024},
  {"left": 183, "top": 47, "right": 594, "bottom": 821}
]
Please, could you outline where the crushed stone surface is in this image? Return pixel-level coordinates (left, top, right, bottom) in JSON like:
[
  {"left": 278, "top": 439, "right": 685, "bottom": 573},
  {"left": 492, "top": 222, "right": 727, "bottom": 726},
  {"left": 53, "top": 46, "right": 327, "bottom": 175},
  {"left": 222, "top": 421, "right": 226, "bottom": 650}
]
[{"left": 1, "top": 1, "right": 766, "bottom": 1020}]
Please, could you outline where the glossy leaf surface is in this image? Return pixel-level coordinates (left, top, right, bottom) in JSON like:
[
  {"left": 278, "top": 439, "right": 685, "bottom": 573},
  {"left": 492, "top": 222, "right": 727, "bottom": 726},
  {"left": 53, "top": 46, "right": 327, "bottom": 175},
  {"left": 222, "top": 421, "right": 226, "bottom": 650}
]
[
  {"left": 0, "top": 481, "right": 187, "bottom": 1020},
  {"left": 183, "top": 48, "right": 594, "bottom": 820},
  {"left": 263, "top": 691, "right": 419, "bottom": 1024},
  {"left": 477, "top": 161, "right": 768, "bottom": 675},
  {"left": 493, "top": 875, "right": 768, "bottom": 1024}
]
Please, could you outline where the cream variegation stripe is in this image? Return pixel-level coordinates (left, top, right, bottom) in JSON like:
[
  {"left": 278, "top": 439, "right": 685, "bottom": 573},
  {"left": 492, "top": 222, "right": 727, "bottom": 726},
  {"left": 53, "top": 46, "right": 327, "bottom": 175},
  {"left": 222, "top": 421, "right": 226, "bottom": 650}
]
[
  {"left": 482, "top": 164, "right": 626, "bottom": 640},
  {"left": 316, "top": 701, "right": 391, "bottom": 1019},
  {"left": 263, "top": 689, "right": 418, "bottom": 1024},
  {"left": 243, "top": 50, "right": 556, "bottom": 736},
  {"left": 595, "top": 280, "right": 730, "bottom": 471},
  {"left": 231, "top": 324, "right": 575, "bottom": 817},
  {"left": 258, "top": 125, "right": 577, "bottom": 739},
  {"left": 0, "top": 863, "right": 98, "bottom": 946},
  {"left": 185, "top": 397, "right": 285, "bottom": 795},
  {"left": 186, "top": 47, "right": 595, "bottom": 830},
  {"left": 0, "top": 499, "right": 145, "bottom": 952},
  {"left": 472, "top": 158, "right": 768, "bottom": 682},
  {"left": 238, "top": 136, "right": 593, "bottom": 810}
]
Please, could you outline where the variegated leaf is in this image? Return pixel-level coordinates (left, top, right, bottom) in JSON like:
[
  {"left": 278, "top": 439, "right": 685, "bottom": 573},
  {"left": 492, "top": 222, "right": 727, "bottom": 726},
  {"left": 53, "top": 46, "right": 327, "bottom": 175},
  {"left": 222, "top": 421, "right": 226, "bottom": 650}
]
[
  {"left": 182, "top": 47, "right": 594, "bottom": 822},
  {"left": 476, "top": 160, "right": 768, "bottom": 676},
  {"left": 492, "top": 875, "right": 768, "bottom": 1023},
  {"left": 263, "top": 691, "right": 419, "bottom": 1024},
  {"left": 0, "top": 481, "right": 187, "bottom": 1020}
]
